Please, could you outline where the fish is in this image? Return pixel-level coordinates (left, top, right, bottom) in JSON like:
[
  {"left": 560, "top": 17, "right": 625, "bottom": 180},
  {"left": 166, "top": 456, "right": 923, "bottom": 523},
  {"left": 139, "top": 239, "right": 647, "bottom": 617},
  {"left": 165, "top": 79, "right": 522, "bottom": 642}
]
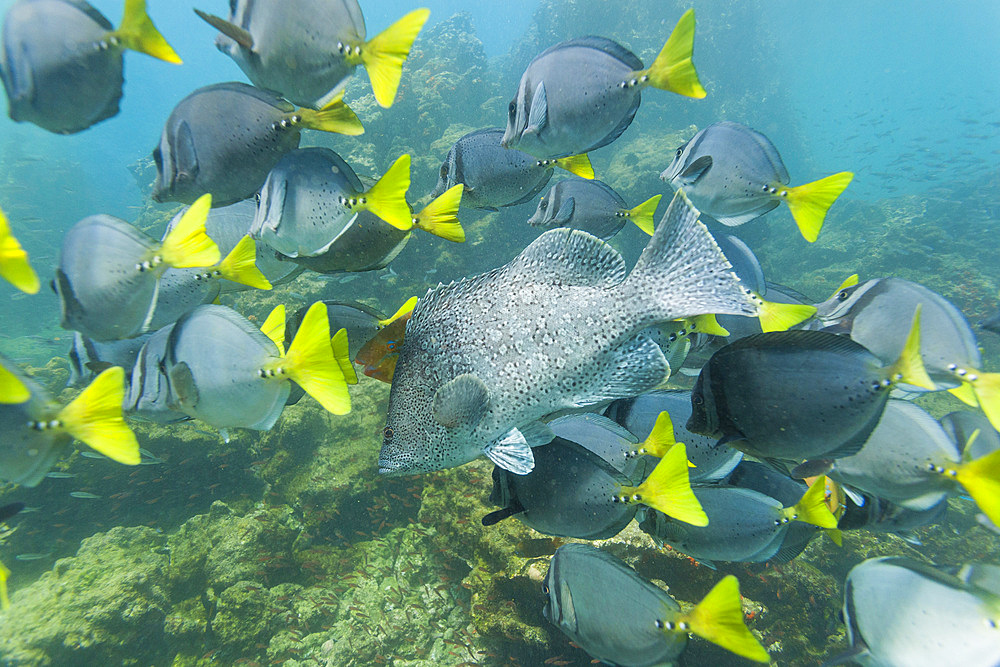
[
  {"left": 66, "top": 331, "right": 150, "bottom": 388},
  {"left": 13, "top": 553, "right": 50, "bottom": 561},
  {"left": 282, "top": 184, "right": 464, "bottom": 275},
  {"left": 53, "top": 194, "right": 220, "bottom": 341},
  {"left": 687, "top": 313, "right": 934, "bottom": 463},
  {"left": 660, "top": 121, "right": 853, "bottom": 241},
  {"left": 69, "top": 491, "right": 100, "bottom": 499},
  {"left": 807, "top": 399, "right": 1000, "bottom": 527},
  {"left": 195, "top": 2, "right": 429, "bottom": 108},
  {"left": 527, "top": 178, "right": 660, "bottom": 239},
  {"left": 43, "top": 471, "right": 75, "bottom": 479},
  {"left": 123, "top": 324, "right": 189, "bottom": 424},
  {"left": 151, "top": 82, "right": 363, "bottom": 207},
  {"left": 0, "top": 357, "right": 139, "bottom": 488},
  {"left": 941, "top": 410, "right": 1000, "bottom": 462},
  {"left": 837, "top": 488, "right": 948, "bottom": 538},
  {"left": 163, "top": 302, "right": 351, "bottom": 430},
  {"left": 431, "top": 128, "right": 592, "bottom": 211},
  {"left": 378, "top": 190, "right": 757, "bottom": 476},
  {"left": 0, "top": 205, "right": 39, "bottom": 294},
  {"left": 483, "top": 414, "right": 706, "bottom": 538},
  {"left": 355, "top": 312, "right": 409, "bottom": 383},
  {"left": 836, "top": 558, "right": 1000, "bottom": 667},
  {"left": 604, "top": 390, "right": 743, "bottom": 484},
  {"left": 502, "top": 9, "right": 706, "bottom": 160},
  {"left": 0, "top": 0, "right": 180, "bottom": 133},
  {"left": 0, "top": 502, "right": 24, "bottom": 609},
  {"left": 639, "top": 477, "right": 836, "bottom": 567},
  {"left": 543, "top": 543, "right": 769, "bottom": 665},
  {"left": 166, "top": 200, "right": 303, "bottom": 292},
  {"left": 252, "top": 148, "right": 460, "bottom": 260},
  {"left": 810, "top": 277, "right": 1000, "bottom": 431}
]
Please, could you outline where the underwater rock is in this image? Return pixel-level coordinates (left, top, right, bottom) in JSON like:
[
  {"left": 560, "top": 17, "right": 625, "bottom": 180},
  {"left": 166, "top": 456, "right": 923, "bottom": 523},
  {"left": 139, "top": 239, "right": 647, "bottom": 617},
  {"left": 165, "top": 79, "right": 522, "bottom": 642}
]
[{"left": 0, "top": 526, "right": 170, "bottom": 666}]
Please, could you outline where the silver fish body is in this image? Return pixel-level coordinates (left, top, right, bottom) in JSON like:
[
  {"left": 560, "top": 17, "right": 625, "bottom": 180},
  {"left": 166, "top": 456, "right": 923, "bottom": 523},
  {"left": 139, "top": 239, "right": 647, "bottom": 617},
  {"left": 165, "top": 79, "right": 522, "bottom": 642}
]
[
  {"left": 152, "top": 82, "right": 302, "bottom": 207},
  {"left": 502, "top": 37, "right": 644, "bottom": 160},
  {"left": 378, "top": 191, "right": 755, "bottom": 476},
  {"left": 842, "top": 558, "right": 1000, "bottom": 667},
  {"left": 527, "top": 178, "right": 630, "bottom": 240},
  {"left": 431, "top": 128, "right": 553, "bottom": 211},
  {"left": 287, "top": 209, "right": 410, "bottom": 274},
  {"left": 164, "top": 305, "right": 289, "bottom": 430},
  {"left": 66, "top": 331, "right": 150, "bottom": 388},
  {"left": 660, "top": 121, "right": 788, "bottom": 226},
  {"left": 250, "top": 147, "right": 367, "bottom": 258},
  {"left": 1, "top": 0, "right": 123, "bottom": 133}
]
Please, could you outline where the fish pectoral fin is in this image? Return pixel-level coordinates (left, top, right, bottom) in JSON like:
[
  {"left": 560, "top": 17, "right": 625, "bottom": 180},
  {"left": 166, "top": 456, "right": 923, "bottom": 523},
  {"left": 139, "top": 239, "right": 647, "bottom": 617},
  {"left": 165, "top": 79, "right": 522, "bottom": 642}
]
[
  {"left": 516, "top": 420, "right": 555, "bottom": 447},
  {"left": 432, "top": 374, "right": 490, "bottom": 429},
  {"left": 678, "top": 155, "right": 712, "bottom": 184},
  {"left": 571, "top": 333, "right": 668, "bottom": 407},
  {"left": 167, "top": 360, "right": 199, "bottom": 411},
  {"left": 526, "top": 80, "right": 548, "bottom": 135},
  {"left": 790, "top": 459, "right": 834, "bottom": 478},
  {"left": 551, "top": 196, "right": 575, "bottom": 226},
  {"left": 193, "top": 9, "right": 255, "bottom": 50},
  {"left": 484, "top": 429, "right": 535, "bottom": 475},
  {"left": 173, "top": 120, "right": 200, "bottom": 185}
]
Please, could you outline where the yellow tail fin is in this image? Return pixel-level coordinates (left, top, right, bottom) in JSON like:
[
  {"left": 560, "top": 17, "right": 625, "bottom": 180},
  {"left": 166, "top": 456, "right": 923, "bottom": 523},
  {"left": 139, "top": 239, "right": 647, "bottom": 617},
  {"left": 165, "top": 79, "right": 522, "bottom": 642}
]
[
  {"left": 378, "top": 296, "right": 419, "bottom": 328},
  {"left": 57, "top": 367, "right": 140, "bottom": 465},
  {"left": 0, "top": 364, "right": 29, "bottom": 404},
  {"left": 620, "top": 443, "right": 707, "bottom": 526},
  {"left": 358, "top": 8, "right": 430, "bottom": 107},
  {"left": 160, "top": 194, "right": 220, "bottom": 268},
  {"left": 362, "top": 155, "right": 412, "bottom": 230},
  {"left": 967, "top": 372, "right": 1000, "bottom": 433},
  {"left": 757, "top": 297, "right": 817, "bottom": 333},
  {"left": 114, "top": 0, "right": 182, "bottom": 63},
  {"left": 296, "top": 93, "right": 365, "bottom": 136},
  {"left": 688, "top": 313, "right": 729, "bottom": 337},
  {"left": 279, "top": 302, "right": 351, "bottom": 415},
  {"left": 0, "top": 207, "right": 39, "bottom": 295},
  {"left": 679, "top": 575, "right": 769, "bottom": 662},
  {"left": 413, "top": 185, "right": 465, "bottom": 242},
  {"left": 331, "top": 328, "right": 359, "bottom": 385},
  {"left": 637, "top": 411, "right": 678, "bottom": 458},
  {"left": 642, "top": 9, "right": 706, "bottom": 98},
  {"left": 784, "top": 476, "right": 838, "bottom": 529},
  {"left": 626, "top": 194, "right": 661, "bottom": 236},
  {"left": 260, "top": 305, "right": 286, "bottom": 356},
  {"left": 553, "top": 154, "right": 594, "bottom": 179},
  {"left": 217, "top": 236, "right": 272, "bottom": 290},
  {"left": 888, "top": 307, "right": 935, "bottom": 390},
  {"left": 781, "top": 171, "right": 853, "bottom": 242},
  {"left": 955, "top": 448, "right": 1000, "bottom": 528},
  {"left": 0, "top": 559, "right": 9, "bottom": 610}
]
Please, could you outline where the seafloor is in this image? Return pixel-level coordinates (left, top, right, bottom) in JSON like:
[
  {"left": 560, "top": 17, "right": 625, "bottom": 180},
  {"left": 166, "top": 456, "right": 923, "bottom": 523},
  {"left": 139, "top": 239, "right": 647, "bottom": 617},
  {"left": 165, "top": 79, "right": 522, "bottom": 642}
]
[{"left": 1, "top": 1, "right": 998, "bottom": 665}]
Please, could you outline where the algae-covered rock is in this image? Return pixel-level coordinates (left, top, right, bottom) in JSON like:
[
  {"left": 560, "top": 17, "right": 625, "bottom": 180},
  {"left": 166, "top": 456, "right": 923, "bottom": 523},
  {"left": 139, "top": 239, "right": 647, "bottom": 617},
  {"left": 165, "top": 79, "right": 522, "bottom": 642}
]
[{"left": 0, "top": 526, "right": 170, "bottom": 667}]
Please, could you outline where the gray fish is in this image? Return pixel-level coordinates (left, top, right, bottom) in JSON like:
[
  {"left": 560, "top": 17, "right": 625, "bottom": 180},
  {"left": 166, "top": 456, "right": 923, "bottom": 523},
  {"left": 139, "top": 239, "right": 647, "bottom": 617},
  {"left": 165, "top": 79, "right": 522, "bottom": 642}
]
[
  {"left": 14, "top": 553, "right": 51, "bottom": 561},
  {"left": 527, "top": 178, "right": 660, "bottom": 240},
  {"left": 543, "top": 543, "right": 769, "bottom": 666},
  {"left": 195, "top": 3, "right": 428, "bottom": 108},
  {"left": 54, "top": 199, "right": 220, "bottom": 341},
  {"left": 43, "top": 471, "right": 75, "bottom": 478},
  {"left": 250, "top": 148, "right": 413, "bottom": 257},
  {"left": 837, "top": 489, "right": 947, "bottom": 537},
  {"left": 941, "top": 410, "right": 1000, "bottom": 462},
  {"left": 378, "top": 190, "right": 756, "bottom": 476},
  {"left": 687, "top": 326, "right": 933, "bottom": 463},
  {"left": 151, "top": 81, "right": 362, "bottom": 207},
  {"left": 838, "top": 558, "right": 1000, "bottom": 667},
  {"left": 639, "top": 477, "right": 835, "bottom": 567},
  {"left": 502, "top": 10, "right": 706, "bottom": 160},
  {"left": 66, "top": 331, "right": 150, "bottom": 388},
  {"left": 431, "top": 127, "right": 592, "bottom": 211},
  {"left": 69, "top": 491, "right": 100, "bottom": 499},
  {"left": 0, "top": 356, "right": 139, "bottom": 487},
  {"left": 604, "top": 390, "right": 742, "bottom": 484},
  {"left": 1, "top": 0, "right": 180, "bottom": 134},
  {"left": 810, "top": 278, "right": 1000, "bottom": 429},
  {"left": 164, "top": 303, "right": 350, "bottom": 430},
  {"left": 123, "top": 324, "right": 189, "bottom": 424},
  {"left": 817, "top": 400, "right": 1000, "bottom": 525},
  {"left": 659, "top": 121, "right": 853, "bottom": 242}
]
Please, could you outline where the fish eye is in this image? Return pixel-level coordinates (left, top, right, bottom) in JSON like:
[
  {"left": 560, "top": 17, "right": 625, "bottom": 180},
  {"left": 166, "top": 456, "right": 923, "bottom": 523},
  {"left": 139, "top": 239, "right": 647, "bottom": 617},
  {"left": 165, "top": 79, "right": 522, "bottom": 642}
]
[
  {"left": 692, "top": 394, "right": 704, "bottom": 406},
  {"left": 386, "top": 341, "right": 397, "bottom": 351},
  {"left": 540, "top": 199, "right": 547, "bottom": 209},
  {"left": 837, "top": 290, "right": 849, "bottom": 301},
  {"left": 542, "top": 584, "right": 549, "bottom": 594},
  {"left": 152, "top": 146, "right": 162, "bottom": 170},
  {"left": 675, "top": 147, "right": 683, "bottom": 157},
  {"left": 439, "top": 163, "right": 448, "bottom": 179},
  {"left": 383, "top": 427, "right": 394, "bottom": 440},
  {"left": 254, "top": 192, "right": 261, "bottom": 204},
  {"left": 508, "top": 100, "right": 516, "bottom": 117}
]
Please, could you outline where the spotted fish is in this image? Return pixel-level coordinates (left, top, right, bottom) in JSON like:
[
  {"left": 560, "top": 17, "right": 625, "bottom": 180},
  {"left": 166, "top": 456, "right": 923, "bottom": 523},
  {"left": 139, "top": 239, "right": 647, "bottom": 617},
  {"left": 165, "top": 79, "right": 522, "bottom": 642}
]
[{"left": 378, "top": 190, "right": 756, "bottom": 476}]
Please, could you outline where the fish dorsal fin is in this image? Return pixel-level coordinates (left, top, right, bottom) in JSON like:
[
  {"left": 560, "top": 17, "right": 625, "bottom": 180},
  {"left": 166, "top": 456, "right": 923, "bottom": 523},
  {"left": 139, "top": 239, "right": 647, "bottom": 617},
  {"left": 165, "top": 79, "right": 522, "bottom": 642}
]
[
  {"left": 432, "top": 374, "right": 490, "bottom": 429},
  {"left": 527, "top": 81, "right": 548, "bottom": 134},
  {"left": 512, "top": 228, "right": 626, "bottom": 288},
  {"left": 484, "top": 428, "right": 535, "bottom": 474},
  {"left": 193, "top": 9, "right": 254, "bottom": 50}
]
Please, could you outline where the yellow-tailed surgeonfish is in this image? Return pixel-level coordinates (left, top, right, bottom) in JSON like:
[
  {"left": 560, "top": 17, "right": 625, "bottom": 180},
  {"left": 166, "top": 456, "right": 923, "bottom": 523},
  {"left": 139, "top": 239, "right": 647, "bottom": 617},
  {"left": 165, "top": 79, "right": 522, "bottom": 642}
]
[{"left": 527, "top": 177, "right": 660, "bottom": 240}]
